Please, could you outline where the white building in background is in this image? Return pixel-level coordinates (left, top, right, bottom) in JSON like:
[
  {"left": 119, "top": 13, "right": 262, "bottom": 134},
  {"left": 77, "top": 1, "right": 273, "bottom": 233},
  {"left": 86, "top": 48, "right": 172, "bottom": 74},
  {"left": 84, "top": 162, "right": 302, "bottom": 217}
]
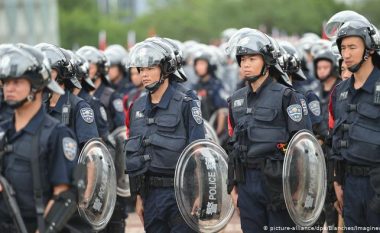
[{"left": 0, "top": 0, "right": 59, "bottom": 45}]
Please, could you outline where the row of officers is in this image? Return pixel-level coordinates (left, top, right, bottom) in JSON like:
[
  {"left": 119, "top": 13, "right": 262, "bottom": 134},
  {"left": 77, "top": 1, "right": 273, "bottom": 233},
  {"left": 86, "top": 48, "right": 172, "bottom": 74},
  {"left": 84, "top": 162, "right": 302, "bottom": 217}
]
[{"left": 1, "top": 10, "right": 380, "bottom": 233}]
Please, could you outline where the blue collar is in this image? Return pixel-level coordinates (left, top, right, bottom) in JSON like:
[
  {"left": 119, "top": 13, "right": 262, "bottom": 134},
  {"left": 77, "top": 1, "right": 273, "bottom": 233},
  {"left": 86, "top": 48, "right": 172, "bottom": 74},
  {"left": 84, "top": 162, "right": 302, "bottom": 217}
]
[
  {"left": 144, "top": 84, "right": 175, "bottom": 111},
  {"left": 349, "top": 67, "right": 380, "bottom": 94},
  {"left": 7, "top": 106, "right": 46, "bottom": 137}
]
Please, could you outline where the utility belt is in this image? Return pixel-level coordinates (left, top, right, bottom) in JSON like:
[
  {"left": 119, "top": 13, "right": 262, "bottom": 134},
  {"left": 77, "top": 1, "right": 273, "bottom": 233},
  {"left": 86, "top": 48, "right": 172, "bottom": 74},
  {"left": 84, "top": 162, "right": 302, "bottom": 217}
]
[
  {"left": 333, "top": 160, "right": 373, "bottom": 186},
  {"left": 130, "top": 175, "right": 174, "bottom": 197},
  {"left": 345, "top": 164, "right": 371, "bottom": 177},
  {"left": 227, "top": 133, "right": 282, "bottom": 186}
]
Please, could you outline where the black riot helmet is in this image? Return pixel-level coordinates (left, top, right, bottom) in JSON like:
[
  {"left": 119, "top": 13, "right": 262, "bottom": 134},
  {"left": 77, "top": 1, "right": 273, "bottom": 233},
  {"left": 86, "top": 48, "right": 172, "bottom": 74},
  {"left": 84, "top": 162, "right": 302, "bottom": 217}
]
[
  {"left": 193, "top": 47, "right": 218, "bottom": 77},
  {"left": 66, "top": 50, "right": 96, "bottom": 91},
  {"left": 227, "top": 28, "right": 291, "bottom": 86},
  {"left": 325, "top": 11, "right": 380, "bottom": 73},
  {"left": 76, "top": 45, "right": 111, "bottom": 85},
  {"left": 278, "top": 40, "right": 307, "bottom": 81},
  {"left": 0, "top": 44, "right": 64, "bottom": 108},
  {"left": 313, "top": 48, "right": 339, "bottom": 80},
  {"left": 144, "top": 37, "right": 187, "bottom": 82},
  {"left": 104, "top": 44, "right": 129, "bottom": 75},
  {"left": 35, "top": 43, "right": 82, "bottom": 90},
  {"left": 163, "top": 37, "right": 188, "bottom": 82},
  {"left": 129, "top": 40, "right": 176, "bottom": 93}
]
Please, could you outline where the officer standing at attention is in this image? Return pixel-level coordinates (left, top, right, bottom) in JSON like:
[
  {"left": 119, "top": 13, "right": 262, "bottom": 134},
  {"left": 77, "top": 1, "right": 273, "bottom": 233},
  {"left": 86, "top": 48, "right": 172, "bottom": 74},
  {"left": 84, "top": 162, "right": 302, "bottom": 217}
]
[
  {"left": 77, "top": 46, "right": 125, "bottom": 133},
  {"left": 0, "top": 45, "right": 77, "bottom": 233},
  {"left": 70, "top": 51, "right": 110, "bottom": 142},
  {"left": 326, "top": 11, "right": 380, "bottom": 229},
  {"left": 104, "top": 44, "right": 134, "bottom": 95},
  {"left": 125, "top": 40, "right": 205, "bottom": 233},
  {"left": 35, "top": 43, "right": 99, "bottom": 149},
  {"left": 312, "top": 48, "right": 340, "bottom": 143},
  {"left": 192, "top": 49, "right": 228, "bottom": 129},
  {"left": 226, "top": 29, "right": 309, "bottom": 232}
]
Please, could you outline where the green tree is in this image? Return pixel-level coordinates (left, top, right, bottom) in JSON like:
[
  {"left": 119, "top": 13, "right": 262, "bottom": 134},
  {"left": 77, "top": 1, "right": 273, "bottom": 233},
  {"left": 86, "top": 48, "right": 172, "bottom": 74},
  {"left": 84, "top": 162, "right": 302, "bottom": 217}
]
[{"left": 59, "top": 0, "right": 360, "bottom": 47}]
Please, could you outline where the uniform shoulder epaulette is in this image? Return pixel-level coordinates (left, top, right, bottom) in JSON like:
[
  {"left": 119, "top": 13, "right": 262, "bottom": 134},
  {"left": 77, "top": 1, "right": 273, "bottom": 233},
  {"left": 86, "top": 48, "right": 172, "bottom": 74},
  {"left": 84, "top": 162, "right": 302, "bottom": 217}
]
[
  {"left": 44, "top": 113, "right": 60, "bottom": 127},
  {"left": 231, "top": 86, "right": 248, "bottom": 98},
  {"left": 283, "top": 87, "right": 294, "bottom": 97},
  {"left": 133, "top": 94, "right": 147, "bottom": 105}
]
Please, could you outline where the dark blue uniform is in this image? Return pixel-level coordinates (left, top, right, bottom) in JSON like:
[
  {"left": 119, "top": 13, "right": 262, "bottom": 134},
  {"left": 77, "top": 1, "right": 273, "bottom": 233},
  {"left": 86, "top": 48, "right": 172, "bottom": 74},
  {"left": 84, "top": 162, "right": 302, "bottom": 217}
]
[
  {"left": 192, "top": 77, "right": 228, "bottom": 121},
  {"left": 94, "top": 82, "right": 125, "bottom": 132},
  {"left": 294, "top": 89, "right": 322, "bottom": 133},
  {"left": 317, "top": 79, "right": 340, "bottom": 141},
  {"left": 0, "top": 106, "right": 77, "bottom": 232},
  {"left": 112, "top": 75, "right": 135, "bottom": 97},
  {"left": 78, "top": 89, "right": 109, "bottom": 141},
  {"left": 228, "top": 77, "right": 310, "bottom": 232},
  {"left": 331, "top": 67, "right": 380, "bottom": 228},
  {"left": 48, "top": 91, "right": 99, "bottom": 148},
  {"left": 171, "top": 81, "right": 199, "bottom": 102},
  {"left": 125, "top": 84, "right": 205, "bottom": 233}
]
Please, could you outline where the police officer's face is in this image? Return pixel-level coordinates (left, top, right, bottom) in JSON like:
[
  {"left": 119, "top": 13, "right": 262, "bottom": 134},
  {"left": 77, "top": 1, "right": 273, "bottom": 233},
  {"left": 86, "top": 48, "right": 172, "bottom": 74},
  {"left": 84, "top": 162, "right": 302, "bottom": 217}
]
[
  {"left": 108, "top": 65, "right": 120, "bottom": 82},
  {"left": 3, "top": 78, "right": 31, "bottom": 102},
  {"left": 341, "top": 60, "right": 352, "bottom": 80},
  {"left": 130, "top": 67, "right": 142, "bottom": 87},
  {"left": 89, "top": 63, "right": 98, "bottom": 79},
  {"left": 240, "top": 54, "right": 265, "bottom": 77},
  {"left": 341, "top": 36, "right": 365, "bottom": 68},
  {"left": 316, "top": 60, "right": 332, "bottom": 80},
  {"left": 139, "top": 65, "right": 161, "bottom": 87},
  {"left": 194, "top": 60, "right": 209, "bottom": 77},
  {"left": 51, "top": 69, "right": 58, "bottom": 81}
]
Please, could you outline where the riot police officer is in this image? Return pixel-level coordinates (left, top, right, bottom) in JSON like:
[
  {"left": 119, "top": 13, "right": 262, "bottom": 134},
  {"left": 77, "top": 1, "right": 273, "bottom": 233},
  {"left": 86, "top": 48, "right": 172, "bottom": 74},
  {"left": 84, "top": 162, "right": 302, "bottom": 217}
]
[
  {"left": 70, "top": 51, "right": 110, "bottom": 141},
  {"left": 325, "top": 11, "right": 380, "bottom": 228},
  {"left": 35, "top": 43, "right": 99, "bottom": 149},
  {"left": 77, "top": 46, "right": 125, "bottom": 132},
  {"left": 192, "top": 48, "right": 228, "bottom": 123},
  {"left": 226, "top": 29, "right": 309, "bottom": 232},
  {"left": 278, "top": 40, "right": 320, "bottom": 132},
  {"left": 125, "top": 40, "right": 205, "bottom": 233},
  {"left": 312, "top": 48, "right": 341, "bottom": 142},
  {"left": 0, "top": 45, "right": 77, "bottom": 233},
  {"left": 104, "top": 44, "right": 133, "bottom": 95}
]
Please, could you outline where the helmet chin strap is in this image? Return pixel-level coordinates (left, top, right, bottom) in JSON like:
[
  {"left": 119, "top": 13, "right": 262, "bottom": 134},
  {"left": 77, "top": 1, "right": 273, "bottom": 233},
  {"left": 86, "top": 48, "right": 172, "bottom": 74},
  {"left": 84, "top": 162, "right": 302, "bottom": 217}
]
[
  {"left": 348, "top": 49, "right": 370, "bottom": 73},
  {"left": 6, "top": 89, "right": 36, "bottom": 109},
  {"left": 245, "top": 64, "right": 267, "bottom": 83},
  {"left": 145, "top": 74, "right": 166, "bottom": 94}
]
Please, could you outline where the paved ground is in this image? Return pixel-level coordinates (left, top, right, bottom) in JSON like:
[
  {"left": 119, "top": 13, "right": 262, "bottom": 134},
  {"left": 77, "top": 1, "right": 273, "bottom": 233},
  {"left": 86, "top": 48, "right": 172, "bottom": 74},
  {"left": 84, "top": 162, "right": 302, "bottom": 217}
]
[{"left": 125, "top": 212, "right": 242, "bottom": 233}]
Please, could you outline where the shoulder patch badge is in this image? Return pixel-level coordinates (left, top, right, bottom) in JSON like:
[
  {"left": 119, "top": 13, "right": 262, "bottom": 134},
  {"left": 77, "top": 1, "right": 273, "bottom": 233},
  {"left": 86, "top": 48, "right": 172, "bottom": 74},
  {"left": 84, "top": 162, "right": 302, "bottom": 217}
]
[
  {"left": 308, "top": 100, "right": 321, "bottom": 116},
  {"left": 80, "top": 107, "right": 94, "bottom": 124},
  {"left": 63, "top": 137, "right": 77, "bottom": 161},
  {"left": 233, "top": 98, "right": 244, "bottom": 108},
  {"left": 99, "top": 106, "right": 107, "bottom": 121},
  {"left": 113, "top": 99, "right": 124, "bottom": 112},
  {"left": 191, "top": 107, "right": 203, "bottom": 125},
  {"left": 287, "top": 104, "right": 303, "bottom": 122}
]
